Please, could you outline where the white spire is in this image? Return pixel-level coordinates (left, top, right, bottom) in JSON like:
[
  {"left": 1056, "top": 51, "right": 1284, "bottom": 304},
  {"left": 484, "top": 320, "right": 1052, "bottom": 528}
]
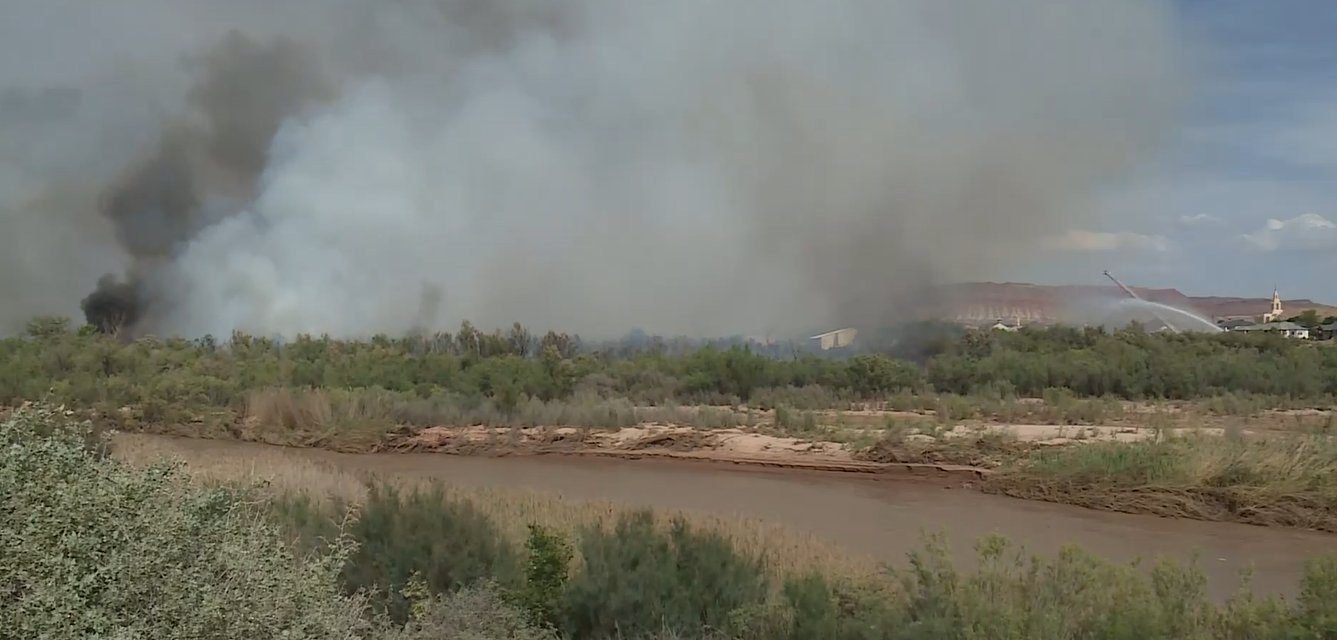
[{"left": 1264, "top": 286, "right": 1284, "bottom": 322}]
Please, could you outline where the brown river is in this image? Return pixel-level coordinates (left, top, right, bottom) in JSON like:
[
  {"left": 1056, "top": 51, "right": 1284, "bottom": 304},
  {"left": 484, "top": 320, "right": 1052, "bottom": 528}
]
[{"left": 160, "top": 437, "right": 1336, "bottom": 600}]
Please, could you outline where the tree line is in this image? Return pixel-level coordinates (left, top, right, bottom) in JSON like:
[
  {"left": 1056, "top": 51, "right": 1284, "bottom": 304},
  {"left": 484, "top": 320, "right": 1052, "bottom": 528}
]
[{"left": 4, "top": 318, "right": 1336, "bottom": 425}]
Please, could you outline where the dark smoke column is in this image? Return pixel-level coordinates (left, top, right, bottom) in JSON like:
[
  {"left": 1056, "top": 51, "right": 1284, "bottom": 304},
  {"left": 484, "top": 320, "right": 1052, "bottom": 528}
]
[
  {"left": 79, "top": 31, "right": 332, "bottom": 335},
  {"left": 80, "top": 275, "right": 140, "bottom": 334}
]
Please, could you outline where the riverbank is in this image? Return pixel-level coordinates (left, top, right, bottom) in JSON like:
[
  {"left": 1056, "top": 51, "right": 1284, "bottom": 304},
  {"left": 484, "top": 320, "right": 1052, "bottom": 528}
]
[
  {"left": 18, "top": 404, "right": 1334, "bottom": 638},
  {"left": 106, "top": 405, "right": 1337, "bottom": 533},
  {"left": 114, "top": 431, "right": 1337, "bottom": 602}
]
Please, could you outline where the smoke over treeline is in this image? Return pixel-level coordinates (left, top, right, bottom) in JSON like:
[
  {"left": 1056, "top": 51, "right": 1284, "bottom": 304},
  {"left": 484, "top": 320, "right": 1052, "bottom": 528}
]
[
  {"left": 1, "top": 0, "right": 1184, "bottom": 338},
  {"left": 81, "top": 32, "right": 332, "bottom": 333}
]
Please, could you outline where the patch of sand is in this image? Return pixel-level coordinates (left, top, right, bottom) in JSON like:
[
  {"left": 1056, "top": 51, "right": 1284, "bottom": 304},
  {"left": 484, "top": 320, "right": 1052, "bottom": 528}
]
[{"left": 399, "top": 424, "right": 853, "bottom": 462}]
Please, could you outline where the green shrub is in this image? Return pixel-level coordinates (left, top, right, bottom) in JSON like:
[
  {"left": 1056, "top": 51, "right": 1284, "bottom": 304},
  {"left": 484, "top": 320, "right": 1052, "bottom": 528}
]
[
  {"left": 388, "top": 579, "right": 557, "bottom": 640},
  {"left": 562, "top": 511, "right": 770, "bottom": 639},
  {"left": 889, "top": 533, "right": 1337, "bottom": 640},
  {"left": 749, "top": 385, "right": 845, "bottom": 411},
  {"left": 934, "top": 394, "right": 976, "bottom": 424},
  {"left": 0, "top": 405, "right": 374, "bottom": 638},
  {"left": 1296, "top": 555, "right": 1337, "bottom": 634},
  {"left": 8, "top": 319, "right": 1337, "bottom": 431},
  {"left": 513, "top": 525, "right": 573, "bottom": 630},
  {"left": 1018, "top": 439, "right": 1190, "bottom": 485},
  {"left": 777, "top": 574, "right": 902, "bottom": 640},
  {"left": 269, "top": 491, "right": 347, "bottom": 555},
  {"left": 343, "top": 484, "right": 520, "bottom": 622},
  {"left": 845, "top": 354, "right": 923, "bottom": 397}
]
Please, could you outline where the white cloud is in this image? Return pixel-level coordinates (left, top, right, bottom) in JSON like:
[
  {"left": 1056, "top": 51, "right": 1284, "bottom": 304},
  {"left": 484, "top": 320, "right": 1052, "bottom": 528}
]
[
  {"left": 1177, "top": 213, "right": 1223, "bottom": 227},
  {"left": 1240, "top": 213, "right": 1337, "bottom": 252},
  {"left": 1045, "top": 229, "right": 1172, "bottom": 253}
]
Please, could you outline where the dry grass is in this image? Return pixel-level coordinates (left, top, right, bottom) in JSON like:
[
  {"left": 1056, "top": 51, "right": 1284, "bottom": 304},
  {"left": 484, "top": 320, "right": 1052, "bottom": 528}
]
[
  {"left": 111, "top": 433, "right": 873, "bottom": 581},
  {"left": 987, "top": 432, "right": 1337, "bottom": 531},
  {"left": 243, "top": 388, "right": 398, "bottom": 451},
  {"left": 113, "top": 432, "right": 368, "bottom": 504}
]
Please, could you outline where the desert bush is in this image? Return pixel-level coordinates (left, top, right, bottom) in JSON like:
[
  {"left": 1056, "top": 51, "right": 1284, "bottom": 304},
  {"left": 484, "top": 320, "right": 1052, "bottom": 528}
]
[
  {"left": 1203, "top": 392, "right": 1271, "bottom": 417},
  {"left": 773, "top": 405, "right": 820, "bottom": 435},
  {"left": 890, "top": 534, "right": 1337, "bottom": 640},
  {"left": 0, "top": 405, "right": 375, "bottom": 639},
  {"left": 767, "top": 574, "right": 903, "bottom": 640},
  {"left": 1296, "top": 555, "right": 1337, "bottom": 635},
  {"left": 1031, "top": 388, "right": 1123, "bottom": 425},
  {"left": 562, "top": 511, "right": 771, "bottom": 639},
  {"left": 845, "top": 354, "right": 923, "bottom": 397},
  {"left": 8, "top": 320, "right": 1337, "bottom": 433},
  {"left": 245, "top": 387, "right": 399, "bottom": 450},
  {"left": 100, "top": 421, "right": 1337, "bottom": 640},
  {"left": 929, "top": 326, "right": 1337, "bottom": 400},
  {"left": 933, "top": 394, "right": 977, "bottom": 424},
  {"left": 749, "top": 384, "right": 846, "bottom": 410},
  {"left": 885, "top": 390, "right": 939, "bottom": 413},
  {"left": 342, "top": 484, "right": 521, "bottom": 622},
  {"left": 881, "top": 416, "right": 921, "bottom": 445},
  {"left": 513, "top": 525, "right": 573, "bottom": 629},
  {"left": 269, "top": 491, "right": 348, "bottom": 556},
  {"left": 1010, "top": 437, "right": 1192, "bottom": 485},
  {"left": 387, "top": 579, "right": 557, "bottom": 640},
  {"left": 688, "top": 405, "right": 742, "bottom": 429}
]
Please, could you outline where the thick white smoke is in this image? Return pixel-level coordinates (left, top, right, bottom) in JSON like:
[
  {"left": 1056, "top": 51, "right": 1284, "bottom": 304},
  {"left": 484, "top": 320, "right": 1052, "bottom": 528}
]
[{"left": 2, "top": 0, "right": 1184, "bottom": 338}]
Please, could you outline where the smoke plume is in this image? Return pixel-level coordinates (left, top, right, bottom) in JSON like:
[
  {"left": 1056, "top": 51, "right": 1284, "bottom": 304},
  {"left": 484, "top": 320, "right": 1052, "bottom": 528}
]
[
  {"left": 1, "top": 0, "right": 1184, "bottom": 338},
  {"left": 80, "top": 31, "right": 332, "bottom": 333}
]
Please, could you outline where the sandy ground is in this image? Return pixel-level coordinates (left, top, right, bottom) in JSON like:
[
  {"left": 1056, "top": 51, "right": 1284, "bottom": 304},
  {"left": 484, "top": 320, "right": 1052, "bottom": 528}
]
[
  {"left": 945, "top": 423, "right": 1223, "bottom": 444},
  {"left": 396, "top": 421, "right": 1219, "bottom": 460},
  {"left": 399, "top": 424, "right": 849, "bottom": 456},
  {"left": 389, "top": 420, "right": 1226, "bottom": 476},
  {"left": 393, "top": 424, "right": 993, "bottom": 477}
]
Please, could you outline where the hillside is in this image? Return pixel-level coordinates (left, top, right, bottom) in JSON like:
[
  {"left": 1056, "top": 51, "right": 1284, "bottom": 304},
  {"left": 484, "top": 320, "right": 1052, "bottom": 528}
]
[
  {"left": 932, "top": 282, "right": 1334, "bottom": 324},
  {"left": 930, "top": 282, "right": 1204, "bottom": 325}
]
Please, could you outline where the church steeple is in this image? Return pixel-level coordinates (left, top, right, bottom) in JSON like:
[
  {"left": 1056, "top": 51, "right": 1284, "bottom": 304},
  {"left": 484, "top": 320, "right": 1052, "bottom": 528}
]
[{"left": 1264, "top": 287, "right": 1284, "bottom": 323}]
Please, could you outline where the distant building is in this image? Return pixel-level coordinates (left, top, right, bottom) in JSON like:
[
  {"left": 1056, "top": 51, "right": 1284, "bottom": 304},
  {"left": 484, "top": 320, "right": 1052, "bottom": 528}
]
[
  {"left": 1317, "top": 322, "right": 1337, "bottom": 340},
  {"left": 989, "top": 316, "right": 1022, "bottom": 332},
  {"left": 1216, "top": 318, "right": 1255, "bottom": 331},
  {"left": 809, "top": 328, "right": 857, "bottom": 350},
  {"left": 1231, "top": 321, "right": 1310, "bottom": 339},
  {"left": 1262, "top": 288, "right": 1286, "bottom": 323}
]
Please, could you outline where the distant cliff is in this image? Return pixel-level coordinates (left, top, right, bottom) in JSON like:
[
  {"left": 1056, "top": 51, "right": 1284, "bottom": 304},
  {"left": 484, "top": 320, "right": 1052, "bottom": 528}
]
[{"left": 929, "top": 282, "right": 1334, "bottom": 324}]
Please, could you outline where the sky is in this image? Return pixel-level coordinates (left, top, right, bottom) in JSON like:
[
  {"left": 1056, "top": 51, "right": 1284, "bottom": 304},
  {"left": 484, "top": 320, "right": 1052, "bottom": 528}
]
[{"left": 1018, "top": 0, "right": 1337, "bottom": 301}]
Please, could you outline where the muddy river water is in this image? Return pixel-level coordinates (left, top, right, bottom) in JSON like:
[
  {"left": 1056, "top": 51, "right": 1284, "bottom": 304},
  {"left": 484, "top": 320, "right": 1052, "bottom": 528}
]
[{"left": 161, "top": 438, "right": 1336, "bottom": 600}]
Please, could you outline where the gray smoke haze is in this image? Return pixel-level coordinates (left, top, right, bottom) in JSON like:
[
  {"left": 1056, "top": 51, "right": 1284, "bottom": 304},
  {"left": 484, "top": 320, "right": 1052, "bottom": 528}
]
[{"left": 0, "top": 0, "right": 1185, "bottom": 338}]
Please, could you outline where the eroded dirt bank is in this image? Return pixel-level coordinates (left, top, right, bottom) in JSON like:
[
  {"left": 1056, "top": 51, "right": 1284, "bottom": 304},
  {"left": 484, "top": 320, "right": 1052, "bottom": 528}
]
[{"left": 140, "top": 434, "right": 1337, "bottom": 601}]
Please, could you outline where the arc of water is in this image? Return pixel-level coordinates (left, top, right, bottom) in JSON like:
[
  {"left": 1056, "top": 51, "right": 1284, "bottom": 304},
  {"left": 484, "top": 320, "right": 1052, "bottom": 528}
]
[{"left": 1104, "top": 270, "right": 1179, "bottom": 334}]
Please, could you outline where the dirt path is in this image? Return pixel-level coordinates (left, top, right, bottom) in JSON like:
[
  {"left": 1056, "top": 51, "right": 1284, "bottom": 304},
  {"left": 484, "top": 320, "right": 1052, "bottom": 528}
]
[{"left": 148, "top": 435, "right": 1337, "bottom": 601}]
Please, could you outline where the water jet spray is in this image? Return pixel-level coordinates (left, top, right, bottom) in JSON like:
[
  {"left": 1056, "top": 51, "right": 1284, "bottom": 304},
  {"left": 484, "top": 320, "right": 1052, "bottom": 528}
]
[{"left": 1104, "top": 270, "right": 1179, "bottom": 334}]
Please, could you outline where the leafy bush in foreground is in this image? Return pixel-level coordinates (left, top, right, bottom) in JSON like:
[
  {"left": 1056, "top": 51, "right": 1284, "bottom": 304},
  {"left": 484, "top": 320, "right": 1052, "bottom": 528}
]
[
  {"left": 14, "top": 401, "right": 1335, "bottom": 639},
  {"left": 387, "top": 580, "right": 556, "bottom": 640},
  {"left": 343, "top": 484, "right": 520, "bottom": 622},
  {"left": 2, "top": 405, "right": 560, "bottom": 640},
  {"left": 0, "top": 405, "right": 373, "bottom": 639},
  {"left": 515, "top": 525, "right": 574, "bottom": 630},
  {"left": 563, "top": 512, "right": 771, "bottom": 639},
  {"left": 271, "top": 479, "right": 1337, "bottom": 640}
]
